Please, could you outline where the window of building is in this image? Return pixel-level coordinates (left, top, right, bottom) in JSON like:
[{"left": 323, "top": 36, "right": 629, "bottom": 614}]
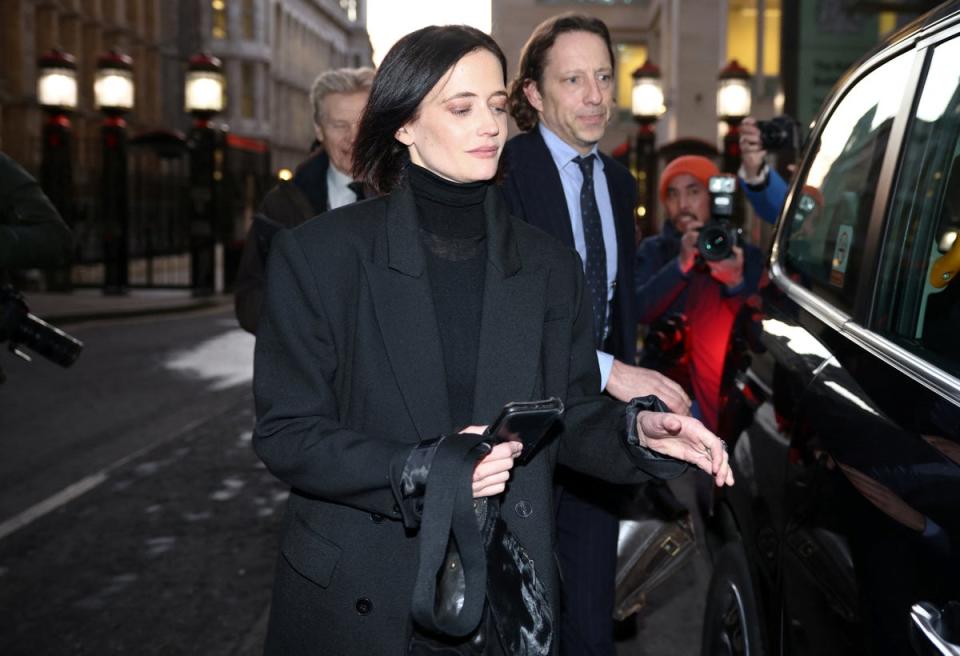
[
  {"left": 778, "top": 50, "right": 913, "bottom": 315},
  {"left": 212, "top": 0, "right": 228, "bottom": 40},
  {"left": 872, "top": 37, "right": 960, "bottom": 377},
  {"left": 727, "top": 0, "right": 780, "bottom": 77},
  {"left": 242, "top": 0, "right": 255, "bottom": 40},
  {"left": 241, "top": 62, "right": 255, "bottom": 118},
  {"left": 339, "top": 0, "right": 358, "bottom": 22},
  {"left": 615, "top": 43, "right": 647, "bottom": 113}
]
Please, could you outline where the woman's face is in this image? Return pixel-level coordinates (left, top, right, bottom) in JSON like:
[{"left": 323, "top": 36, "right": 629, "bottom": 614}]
[{"left": 396, "top": 48, "right": 508, "bottom": 183}]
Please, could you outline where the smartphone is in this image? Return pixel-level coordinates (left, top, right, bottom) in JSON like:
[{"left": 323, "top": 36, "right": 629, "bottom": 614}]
[{"left": 484, "top": 398, "right": 564, "bottom": 465}]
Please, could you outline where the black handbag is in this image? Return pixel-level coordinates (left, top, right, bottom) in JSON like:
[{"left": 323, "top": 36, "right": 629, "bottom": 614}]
[{"left": 407, "top": 435, "right": 553, "bottom": 656}]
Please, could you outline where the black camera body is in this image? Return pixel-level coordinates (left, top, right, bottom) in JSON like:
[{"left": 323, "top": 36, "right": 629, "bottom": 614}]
[
  {"left": 756, "top": 115, "right": 800, "bottom": 152},
  {"left": 0, "top": 286, "right": 83, "bottom": 368},
  {"left": 697, "top": 175, "right": 742, "bottom": 262},
  {"left": 644, "top": 313, "right": 689, "bottom": 364}
]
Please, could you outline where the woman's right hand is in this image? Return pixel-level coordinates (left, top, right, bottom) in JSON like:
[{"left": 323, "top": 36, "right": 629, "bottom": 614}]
[{"left": 460, "top": 426, "right": 523, "bottom": 498}]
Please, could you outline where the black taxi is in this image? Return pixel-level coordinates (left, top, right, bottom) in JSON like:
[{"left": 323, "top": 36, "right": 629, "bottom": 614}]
[{"left": 701, "top": 3, "right": 960, "bottom": 654}]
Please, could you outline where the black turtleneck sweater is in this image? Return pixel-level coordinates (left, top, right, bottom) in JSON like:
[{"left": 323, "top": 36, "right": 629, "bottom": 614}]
[{"left": 407, "top": 164, "right": 487, "bottom": 430}]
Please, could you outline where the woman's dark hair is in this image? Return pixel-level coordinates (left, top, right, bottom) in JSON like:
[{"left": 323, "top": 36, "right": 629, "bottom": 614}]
[
  {"left": 508, "top": 13, "right": 615, "bottom": 132},
  {"left": 353, "top": 25, "right": 508, "bottom": 194}
]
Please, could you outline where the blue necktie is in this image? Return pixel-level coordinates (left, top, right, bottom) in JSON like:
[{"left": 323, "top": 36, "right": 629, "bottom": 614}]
[{"left": 575, "top": 155, "right": 607, "bottom": 348}]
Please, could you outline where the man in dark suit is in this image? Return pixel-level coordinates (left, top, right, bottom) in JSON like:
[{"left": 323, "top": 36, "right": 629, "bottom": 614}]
[
  {"left": 501, "top": 13, "right": 691, "bottom": 656},
  {"left": 233, "top": 66, "right": 374, "bottom": 334}
]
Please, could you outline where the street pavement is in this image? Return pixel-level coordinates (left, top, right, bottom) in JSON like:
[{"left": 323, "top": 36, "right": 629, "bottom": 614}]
[
  {"left": 0, "top": 391, "right": 284, "bottom": 654},
  {"left": 0, "top": 293, "right": 713, "bottom": 655}
]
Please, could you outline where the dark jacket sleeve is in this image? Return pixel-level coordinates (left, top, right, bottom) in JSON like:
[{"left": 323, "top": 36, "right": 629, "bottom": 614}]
[
  {"left": 0, "top": 153, "right": 73, "bottom": 269},
  {"left": 558, "top": 249, "right": 687, "bottom": 483},
  {"left": 233, "top": 220, "right": 265, "bottom": 334},
  {"left": 252, "top": 230, "right": 412, "bottom": 517},
  {"left": 234, "top": 182, "right": 316, "bottom": 334},
  {"left": 634, "top": 237, "right": 689, "bottom": 325}
]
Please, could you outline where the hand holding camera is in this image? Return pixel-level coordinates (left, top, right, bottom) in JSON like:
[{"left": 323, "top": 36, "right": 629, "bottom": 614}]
[
  {"left": 738, "top": 117, "right": 767, "bottom": 179},
  {"left": 739, "top": 115, "right": 800, "bottom": 180},
  {"left": 0, "top": 285, "right": 83, "bottom": 370}
]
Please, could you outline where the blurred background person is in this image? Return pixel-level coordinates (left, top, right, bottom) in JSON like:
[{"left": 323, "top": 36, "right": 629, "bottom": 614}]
[
  {"left": 635, "top": 155, "right": 764, "bottom": 433},
  {"left": 1, "top": 150, "right": 73, "bottom": 280},
  {"left": 234, "top": 67, "right": 375, "bottom": 334},
  {"left": 0, "top": 150, "right": 74, "bottom": 384}
]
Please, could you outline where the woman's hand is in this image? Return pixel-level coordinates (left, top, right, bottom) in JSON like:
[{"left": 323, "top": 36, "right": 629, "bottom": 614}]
[
  {"left": 460, "top": 426, "right": 523, "bottom": 498},
  {"left": 635, "top": 412, "right": 735, "bottom": 487}
]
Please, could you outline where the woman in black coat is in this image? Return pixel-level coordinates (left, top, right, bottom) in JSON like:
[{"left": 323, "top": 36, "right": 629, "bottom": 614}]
[{"left": 252, "top": 25, "right": 733, "bottom": 656}]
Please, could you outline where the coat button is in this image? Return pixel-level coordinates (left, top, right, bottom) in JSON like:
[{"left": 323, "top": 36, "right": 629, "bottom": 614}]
[
  {"left": 355, "top": 598, "right": 373, "bottom": 615},
  {"left": 370, "top": 512, "right": 384, "bottom": 523},
  {"left": 514, "top": 500, "right": 533, "bottom": 518}
]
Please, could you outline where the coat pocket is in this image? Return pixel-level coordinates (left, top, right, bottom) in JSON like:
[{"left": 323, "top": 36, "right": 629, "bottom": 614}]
[
  {"left": 281, "top": 512, "right": 343, "bottom": 589},
  {"left": 543, "top": 304, "right": 569, "bottom": 322}
]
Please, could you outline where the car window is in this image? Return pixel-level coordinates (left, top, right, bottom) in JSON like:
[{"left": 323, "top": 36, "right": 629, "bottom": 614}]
[
  {"left": 873, "top": 37, "right": 960, "bottom": 378},
  {"left": 781, "top": 51, "right": 914, "bottom": 314}
]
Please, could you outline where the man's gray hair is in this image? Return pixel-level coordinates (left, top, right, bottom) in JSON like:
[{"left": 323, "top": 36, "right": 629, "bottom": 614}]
[{"left": 310, "top": 67, "right": 376, "bottom": 125}]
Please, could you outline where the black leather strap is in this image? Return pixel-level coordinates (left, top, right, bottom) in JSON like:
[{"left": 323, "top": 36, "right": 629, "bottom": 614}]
[{"left": 410, "top": 433, "right": 491, "bottom": 637}]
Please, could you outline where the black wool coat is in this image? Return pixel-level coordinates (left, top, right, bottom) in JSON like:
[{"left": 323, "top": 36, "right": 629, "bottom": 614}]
[{"left": 252, "top": 181, "right": 684, "bottom": 656}]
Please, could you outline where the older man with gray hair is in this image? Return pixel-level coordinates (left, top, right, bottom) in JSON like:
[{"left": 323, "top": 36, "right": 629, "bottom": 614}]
[{"left": 234, "top": 66, "right": 374, "bottom": 334}]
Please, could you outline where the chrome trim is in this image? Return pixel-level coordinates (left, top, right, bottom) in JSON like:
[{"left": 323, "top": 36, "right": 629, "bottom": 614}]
[
  {"left": 769, "top": 260, "right": 851, "bottom": 329},
  {"left": 770, "top": 262, "right": 960, "bottom": 406},
  {"left": 842, "top": 323, "right": 960, "bottom": 405},
  {"left": 727, "top": 581, "right": 751, "bottom": 655},
  {"left": 916, "top": 12, "right": 960, "bottom": 49},
  {"left": 911, "top": 603, "right": 960, "bottom": 656}
]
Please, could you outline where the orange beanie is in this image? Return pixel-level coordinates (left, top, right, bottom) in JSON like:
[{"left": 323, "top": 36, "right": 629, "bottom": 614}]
[{"left": 658, "top": 155, "right": 720, "bottom": 202}]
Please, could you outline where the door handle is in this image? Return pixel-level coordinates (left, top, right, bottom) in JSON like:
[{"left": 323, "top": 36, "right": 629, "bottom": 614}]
[{"left": 911, "top": 602, "right": 960, "bottom": 655}]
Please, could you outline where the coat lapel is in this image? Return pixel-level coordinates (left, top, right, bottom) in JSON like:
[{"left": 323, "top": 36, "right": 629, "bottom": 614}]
[
  {"left": 363, "top": 185, "right": 452, "bottom": 439},
  {"left": 364, "top": 182, "right": 549, "bottom": 435},
  {"left": 471, "top": 188, "right": 548, "bottom": 423}
]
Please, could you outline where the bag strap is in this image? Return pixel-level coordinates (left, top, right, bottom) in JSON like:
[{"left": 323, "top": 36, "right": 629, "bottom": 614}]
[{"left": 410, "top": 434, "right": 490, "bottom": 637}]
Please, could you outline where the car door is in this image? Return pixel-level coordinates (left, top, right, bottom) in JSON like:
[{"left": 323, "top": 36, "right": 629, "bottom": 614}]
[
  {"left": 775, "top": 26, "right": 960, "bottom": 656},
  {"left": 708, "top": 36, "right": 922, "bottom": 656}
]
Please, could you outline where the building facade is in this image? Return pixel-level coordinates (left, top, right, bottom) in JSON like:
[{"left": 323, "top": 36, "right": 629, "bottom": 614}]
[
  {"left": 0, "top": 0, "right": 182, "bottom": 173},
  {"left": 187, "top": 0, "right": 373, "bottom": 171},
  {"left": 0, "top": 0, "right": 372, "bottom": 175},
  {"left": 0, "top": 0, "right": 371, "bottom": 292}
]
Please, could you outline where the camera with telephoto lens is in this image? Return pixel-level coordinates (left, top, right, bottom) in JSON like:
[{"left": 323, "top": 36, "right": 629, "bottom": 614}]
[
  {"left": 756, "top": 115, "right": 800, "bottom": 151},
  {"left": 0, "top": 285, "right": 83, "bottom": 368},
  {"left": 697, "top": 175, "right": 742, "bottom": 262}
]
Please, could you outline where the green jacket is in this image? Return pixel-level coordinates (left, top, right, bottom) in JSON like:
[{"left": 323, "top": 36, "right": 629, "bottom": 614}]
[{"left": 0, "top": 152, "right": 73, "bottom": 271}]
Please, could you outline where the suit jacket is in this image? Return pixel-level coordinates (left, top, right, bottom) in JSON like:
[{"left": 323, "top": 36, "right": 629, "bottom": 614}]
[
  {"left": 252, "top": 180, "right": 684, "bottom": 655},
  {"left": 233, "top": 151, "right": 330, "bottom": 333},
  {"left": 501, "top": 129, "right": 639, "bottom": 364}
]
